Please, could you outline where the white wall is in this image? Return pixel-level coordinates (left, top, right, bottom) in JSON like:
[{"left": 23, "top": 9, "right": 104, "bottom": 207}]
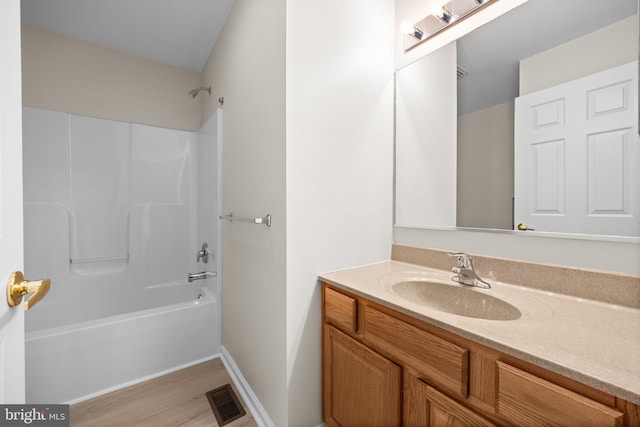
[
  {"left": 202, "top": 1, "right": 288, "bottom": 425},
  {"left": 285, "top": 1, "right": 394, "bottom": 425},
  {"left": 457, "top": 101, "right": 514, "bottom": 230},
  {"left": 520, "top": 15, "right": 638, "bottom": 95},
  {"left": 396, "top": 42, "right": 457, "bottom": 228},
  {"left": 21, "top": 25, "right": 202, "bottom": 131},
  {"left": 201, "top": 0, "right": 394, "bottom": 425}
]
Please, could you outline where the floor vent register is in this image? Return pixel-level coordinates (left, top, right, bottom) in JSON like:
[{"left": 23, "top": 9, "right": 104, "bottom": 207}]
[{"left": 206, "top": 384, "right": 246, "bottom": 426}]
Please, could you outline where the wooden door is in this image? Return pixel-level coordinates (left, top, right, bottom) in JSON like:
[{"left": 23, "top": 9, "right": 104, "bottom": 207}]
[{"left": 323, "top": 325, "right": 402, "bottom": 427}]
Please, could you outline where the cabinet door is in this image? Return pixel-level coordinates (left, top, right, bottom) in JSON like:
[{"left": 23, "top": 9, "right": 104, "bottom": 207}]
[
  {"left": 323, "top": 325, "right": 402, "bottom": 427},
  {"left": 407, "top": 374, "right": 496, "bottom": 427}
]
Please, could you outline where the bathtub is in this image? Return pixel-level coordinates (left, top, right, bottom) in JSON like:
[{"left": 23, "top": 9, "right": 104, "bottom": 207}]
[{"left": 25, "top": 283, "right": 220, "bottom": 404}]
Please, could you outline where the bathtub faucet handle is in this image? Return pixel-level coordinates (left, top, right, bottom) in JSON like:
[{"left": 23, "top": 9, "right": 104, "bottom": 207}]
[{"left": 196, "top": 242, "right": 214, "bottom": 264}]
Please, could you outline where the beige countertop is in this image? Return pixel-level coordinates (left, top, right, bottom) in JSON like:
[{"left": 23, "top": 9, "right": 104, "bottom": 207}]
[{"left": 320, "top": 260, "right": 640, "bottom": 405}]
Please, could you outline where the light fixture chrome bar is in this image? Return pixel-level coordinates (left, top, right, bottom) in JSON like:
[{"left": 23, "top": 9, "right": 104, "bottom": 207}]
[
  {"left": 403, "top": 0, "right": 494, "bottom": 51},
  {"left": 220, "top": 213, "right": 272, "bottom": 227}
]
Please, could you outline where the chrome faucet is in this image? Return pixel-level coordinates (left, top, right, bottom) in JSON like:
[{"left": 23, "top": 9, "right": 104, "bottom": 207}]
[
  {"left": 196, "top": 242, "right": 214, "bottom": 264},
  {"left": 448, "top": 252, "right": 491, "bottom": 289},
  {"left": 188, "top": 271, "right": 216, "bottom": 282}
]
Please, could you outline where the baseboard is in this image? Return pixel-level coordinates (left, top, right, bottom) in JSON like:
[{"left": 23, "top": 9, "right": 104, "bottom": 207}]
[
  {"left": 220, "top": 345, "right": 275, "bottom": 427},
  {"left": 65, "top": 354, "right": 220, "bottom": 405}
]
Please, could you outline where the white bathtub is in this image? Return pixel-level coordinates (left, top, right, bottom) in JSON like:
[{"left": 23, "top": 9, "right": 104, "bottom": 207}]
[{"left": 25, "top": 284, "right": 220, "bottom": 404}]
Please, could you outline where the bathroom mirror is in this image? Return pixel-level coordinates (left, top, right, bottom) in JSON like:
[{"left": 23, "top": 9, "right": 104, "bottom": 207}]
[{"left": 395, "top": 0, "right": 639, "bottom": 238}]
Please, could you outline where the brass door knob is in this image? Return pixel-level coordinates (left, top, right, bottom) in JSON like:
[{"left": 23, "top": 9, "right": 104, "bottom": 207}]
[
  {"left": 6, "top": 271, "right": 51, "bottom": 310},
  {"left": 517, "top": 223, "right": 535, "bottom": 231}
]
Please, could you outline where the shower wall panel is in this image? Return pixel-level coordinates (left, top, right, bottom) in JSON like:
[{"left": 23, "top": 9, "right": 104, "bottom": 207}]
[
  {"left": 22, "top": 107, "right": 69, "bottom": 205},
  {"left": 131, "top": 124, "right": 193, "bottom": 204},
  {"left": 23, "top": 107, "right": 198, "bottom": 331},
  {"left": 130, "top": 123, "right": 196, "bottom": 285},
  {"left": 69, "top": 115, "right": 131, "bottom": 273}
]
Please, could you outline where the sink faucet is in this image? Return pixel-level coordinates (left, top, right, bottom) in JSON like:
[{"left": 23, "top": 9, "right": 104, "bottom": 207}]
[{"left": 448, "top": 252, "right": 491, "bottom": 289}]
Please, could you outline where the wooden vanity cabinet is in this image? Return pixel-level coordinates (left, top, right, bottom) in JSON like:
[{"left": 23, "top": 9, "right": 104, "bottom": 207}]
[{"left": 322, "top": 283, "right": 638, "bottom": 427}]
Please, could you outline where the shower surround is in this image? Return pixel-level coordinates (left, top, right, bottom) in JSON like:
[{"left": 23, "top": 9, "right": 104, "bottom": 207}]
[{"left": 22, "top": 107, "right": 220, "bottom": 403}]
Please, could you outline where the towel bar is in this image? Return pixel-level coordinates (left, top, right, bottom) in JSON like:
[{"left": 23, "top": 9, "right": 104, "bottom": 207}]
[{"left": 220, "top": 213, "right": 271, "bottom": 227}]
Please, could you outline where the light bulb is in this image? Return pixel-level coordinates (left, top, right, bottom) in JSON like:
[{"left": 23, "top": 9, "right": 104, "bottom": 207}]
[{"left": 431, "top": 3, "right": 446, "bottom": 17}]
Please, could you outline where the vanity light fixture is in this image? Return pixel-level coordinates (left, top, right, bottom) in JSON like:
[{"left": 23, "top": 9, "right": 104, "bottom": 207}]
[
  {"left": 410, "top": 26, "right": 425, "bottom": 40},
  {"left": 403, "top": 0, "right": 494, "bottom": 51},
  {"left": 434, "top": 5, "right": 453, "bottom": 23},
  {"left": 402, "top": 22, "right": 425, "bottom": 40}
]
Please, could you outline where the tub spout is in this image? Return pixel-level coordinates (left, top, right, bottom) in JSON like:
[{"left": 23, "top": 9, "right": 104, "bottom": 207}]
[{"left": 188, "top": 271, "right": 216, "bottom": 282}]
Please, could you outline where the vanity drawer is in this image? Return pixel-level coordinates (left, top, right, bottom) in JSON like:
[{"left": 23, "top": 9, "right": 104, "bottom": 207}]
[
  {"left": 363, "top": 305, "right": 469, "bottom": 398},
  {"left": 324, "top": 286, "right": 358, "bottom": 334},
  {"left": 496, "top": 361, "right": 624, "bottom": 427}
]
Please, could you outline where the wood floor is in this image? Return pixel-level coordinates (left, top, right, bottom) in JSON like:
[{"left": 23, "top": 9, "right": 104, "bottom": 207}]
[{"left": 70, "top": 358, "right": 258, "bottom": 427}]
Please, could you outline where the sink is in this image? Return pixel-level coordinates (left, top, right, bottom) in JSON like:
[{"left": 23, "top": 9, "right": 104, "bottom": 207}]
[{"left": 391, "top": 280, "right": 522, "bottom": 321}]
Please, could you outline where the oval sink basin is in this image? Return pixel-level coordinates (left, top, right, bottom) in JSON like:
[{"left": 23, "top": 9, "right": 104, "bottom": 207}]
[{"left": 392, "top": 280, "right": 522, "bottom": 321}]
